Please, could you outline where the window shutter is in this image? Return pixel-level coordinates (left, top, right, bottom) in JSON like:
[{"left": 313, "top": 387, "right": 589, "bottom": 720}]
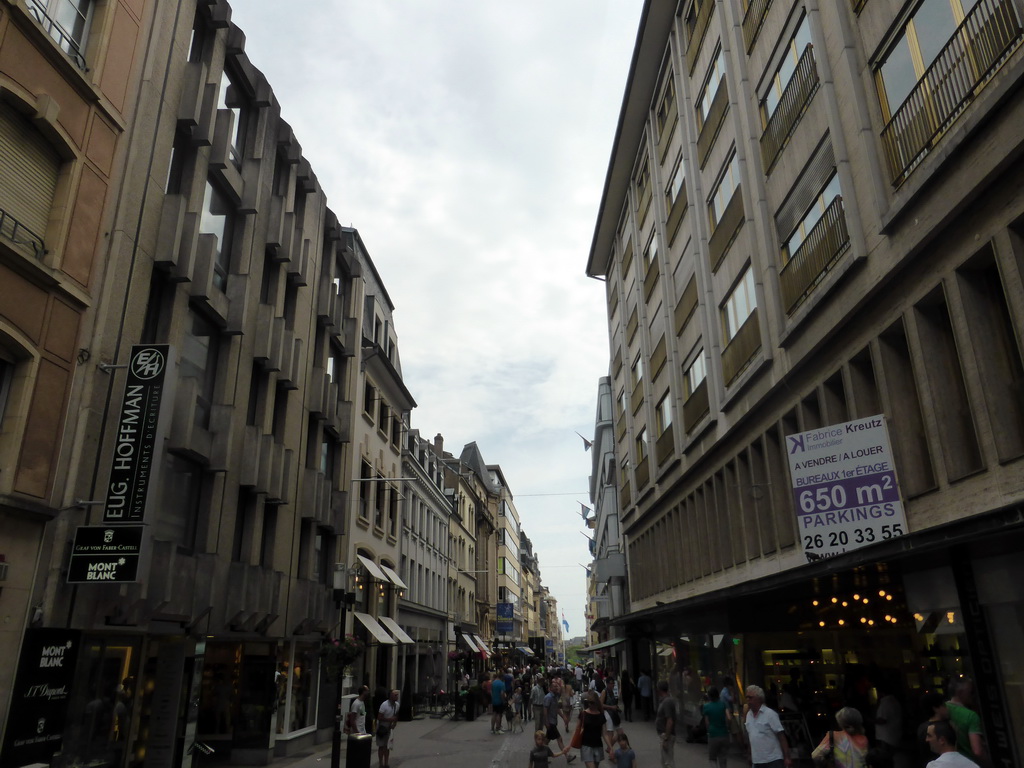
[
  {"left": 0, "top": 103, "right": 60, "bottom": 242},
  {"left": 775, "top": 135, "right": 834, "bottom": 240}
]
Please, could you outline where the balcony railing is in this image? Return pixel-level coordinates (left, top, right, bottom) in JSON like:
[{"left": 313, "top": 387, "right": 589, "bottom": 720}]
[
  {"left": 26, "top": 0, "right": 88, "bottom": 71},
  {"left": 0, "top": 208, "right": 46, "bottom": 258},
  {"left": 682, "top": 380, "right": 710, "bottom": 430},
  {"left": 881, "top": 0, "right": 1022, "bottom": 186},
  {"left": 721, "top": 308, "right": 761, "bottom": 385},
  {"left": 634, "top": 457, "right": 650, "bottom": 489},
  {"left": 709, "top": 188, "right": 745, "bottom": 272},
  {"left": 697, "top": 83, "right": 729, "bottom": 168},
  {"left": 761, "top": 46, "right": 820, "bottom": 174},
  {"left": 743, "top": 0, "right": 773, "bottom": 52},
  {"left": 779, "top": 196, "right": 850, "bottom": 313},
  {"left": 685, "top": 0, "right": 715, "bottom": 74}
]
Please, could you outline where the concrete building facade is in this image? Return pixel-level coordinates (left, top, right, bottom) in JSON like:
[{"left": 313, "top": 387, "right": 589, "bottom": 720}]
[{"left": 588, "top": 0, "right": 1024, "bottom": 760}]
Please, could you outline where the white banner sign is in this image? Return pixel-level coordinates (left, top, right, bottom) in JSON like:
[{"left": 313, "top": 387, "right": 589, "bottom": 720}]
[{"left": 785, "top": 414, "right": 908, "bottom": 561}]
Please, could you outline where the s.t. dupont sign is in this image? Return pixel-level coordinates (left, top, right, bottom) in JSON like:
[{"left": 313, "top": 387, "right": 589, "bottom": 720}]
[{"left": 103, "top": 344, "right": 172, "bottom": 523}]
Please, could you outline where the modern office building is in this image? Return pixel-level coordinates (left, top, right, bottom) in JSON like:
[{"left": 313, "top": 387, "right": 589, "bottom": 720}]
[{"left": 588, "top": 0, "right": 1024, "bottom": 760}]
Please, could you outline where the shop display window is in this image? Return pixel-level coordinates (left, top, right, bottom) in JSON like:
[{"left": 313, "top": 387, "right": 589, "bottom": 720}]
[
  {"left": 274, "top": 642, "right": 320, "bottom": 735},
  {"left": 56, "top": 636, "right": 139, "bottom": 768}
]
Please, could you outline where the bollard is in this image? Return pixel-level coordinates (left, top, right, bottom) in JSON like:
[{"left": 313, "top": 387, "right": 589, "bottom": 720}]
[{"left": 346, "top": 733, "right": 372, "bottom": 768}]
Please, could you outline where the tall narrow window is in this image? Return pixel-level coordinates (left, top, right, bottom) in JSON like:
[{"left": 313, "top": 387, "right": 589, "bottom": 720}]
[
  {"left": 696, "top": 47, "right": 727, "bottom": 129},
  {"left": 761, "top": 16, "right": 813, "bottom": 122},
  {"left": 199, "top": 180, "right": 234, "bottom": 291},
  {"left": 217, "top": 69, "right": 247, "bottom": 168},
  {"left": 685, "top": 351, "right": 707, "bottom": 397},
  {"left": 709, "top": 153, "right": 741, "bottom": 230},
  {"left": 723, "top": 267, "right": 757, "bottom": 341},
  {"left": 180, "top": 311, "right": 220, "bottom": 429}
]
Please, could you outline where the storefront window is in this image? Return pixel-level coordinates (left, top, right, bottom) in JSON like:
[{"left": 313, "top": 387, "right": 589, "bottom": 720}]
[
  {"left": 273, "top": 642, "right": 319, "bottom": 734},
  {"left": 58, "top": 636, "right": 139, "bottom": 768},
  {"left": 197, "top": 643, "right": 242, "bottom": 742}
]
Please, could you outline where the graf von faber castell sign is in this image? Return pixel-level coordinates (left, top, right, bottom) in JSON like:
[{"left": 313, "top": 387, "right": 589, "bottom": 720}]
[
  {"left": 103, "top": 344, "right": 172, "bottom": 523},
  {"left": 67, "top": 525, "right": 143, "bottom": 583}
]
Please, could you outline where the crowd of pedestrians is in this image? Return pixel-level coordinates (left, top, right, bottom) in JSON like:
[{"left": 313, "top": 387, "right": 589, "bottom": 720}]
[{"left": 342, "top": 664, "right": 992, "bottom": 768}]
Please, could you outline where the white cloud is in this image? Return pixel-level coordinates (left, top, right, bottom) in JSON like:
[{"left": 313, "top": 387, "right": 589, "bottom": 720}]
[{"left": 231, "top": 0, "right": 643, "bottom": 638}]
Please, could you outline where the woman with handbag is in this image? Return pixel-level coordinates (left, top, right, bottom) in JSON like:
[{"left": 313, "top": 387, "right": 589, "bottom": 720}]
[
  {"left": 812, "top": 707, "right": 869, "bottom": 768},
  {"left": 577, "top": 692, "right": 607, "bottom": 768}
]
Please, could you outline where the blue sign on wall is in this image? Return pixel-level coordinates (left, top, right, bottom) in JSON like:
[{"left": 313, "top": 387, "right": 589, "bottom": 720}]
[{"left": 496, "top": 602, "right": 513, "bottom": 635}]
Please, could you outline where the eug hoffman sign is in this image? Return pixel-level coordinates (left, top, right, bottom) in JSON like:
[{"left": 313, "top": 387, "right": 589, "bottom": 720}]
[
  {"left": 103, "top": 344, "right": 171, "bottom": 523},
  {"left": 785, "top": 414, "right": 909, "bottom": 561}
]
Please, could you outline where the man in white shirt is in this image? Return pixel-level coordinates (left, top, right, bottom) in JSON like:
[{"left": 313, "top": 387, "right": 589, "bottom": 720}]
[
  {"left": 376, "top": 689, "right": 400, "bottom": 768},
  {"left": 926, "top": 720, "right": 980, "bottom": 767},
  {"left": 743, "top": 685, "right": 791, "bottom": 768},
  {"left": 347, "top": 686, "right": 369, "bottom": 734}
]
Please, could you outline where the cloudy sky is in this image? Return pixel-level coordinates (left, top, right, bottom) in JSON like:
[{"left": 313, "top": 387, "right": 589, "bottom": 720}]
[{"left": 229, "top": 1, "right": 645, "bottom": 639}]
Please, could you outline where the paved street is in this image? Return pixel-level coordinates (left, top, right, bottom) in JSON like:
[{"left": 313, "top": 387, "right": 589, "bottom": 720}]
[{"left": 272, "top": 712, "right": 723, "bottom": 768}]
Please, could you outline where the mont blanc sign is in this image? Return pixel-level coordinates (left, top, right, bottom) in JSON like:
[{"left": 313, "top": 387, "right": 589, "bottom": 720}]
[
  {"left": 103, "top": 344, "right": 172, "bottom": 523},
  {"left": 67, "top": 525, "right": 143, "bottom": 583}
]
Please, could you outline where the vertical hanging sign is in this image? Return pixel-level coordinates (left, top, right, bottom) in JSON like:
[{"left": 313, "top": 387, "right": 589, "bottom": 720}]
[{"left": 102, "top": 344, "right": 173, "bottom": 523}]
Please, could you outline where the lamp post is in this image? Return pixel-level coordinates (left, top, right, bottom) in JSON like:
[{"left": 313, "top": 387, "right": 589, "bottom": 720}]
[{"left": 331, "top": 563, "right": 357, "bottom": 768}]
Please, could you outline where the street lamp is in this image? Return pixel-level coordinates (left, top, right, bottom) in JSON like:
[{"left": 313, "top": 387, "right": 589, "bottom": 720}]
[{"left": 331, "top": 563, "right": 358, "bottom": 768}]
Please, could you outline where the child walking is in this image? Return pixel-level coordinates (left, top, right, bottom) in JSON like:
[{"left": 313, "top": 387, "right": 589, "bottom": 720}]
[
  {"left": 529, "top": 729, "right": 572, "bottom": 768},
  {"left": 612, "top": 732, "right": 638, "bottom": 768}
]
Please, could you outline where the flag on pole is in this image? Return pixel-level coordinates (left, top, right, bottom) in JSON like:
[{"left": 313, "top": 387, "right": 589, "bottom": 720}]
[{"left": 562, "top": 613, "right": 570, "bottom": 633}]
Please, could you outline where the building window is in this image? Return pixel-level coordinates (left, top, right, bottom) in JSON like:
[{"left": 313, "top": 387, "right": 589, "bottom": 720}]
[
  {"left": 643, "top": 232, "right": 659, "bottom": 271},
  {"left": 656, "top": 393, "right": 673, "bottom": 435},
  {"left": 665, "top": 157, "right": 685, "bottom": 208},
  {"left": 0, "top": 356, "right": 13, "bottom": 427},
  {"left": 0, "top": 102, "right": 60, "bottom": 258},
  {"left": 877, "top": 0, "right": 977, "bottom": 119},
  {"left": 684, "top": 351, "right": 707, "bottom": 397},
  {"left": 635, "top": 426, "right": 648, "bottom": 461},
  {"left": 783, "top": 173, "right": 842, "bottom": 260},
  {"left": 199, "top": 180, "right": 234, "bottom": 291},
  {"left": 181, "top": 311, "right": 221, "bottom": 429},
  {"left": 156, "top": 453, "right": 205, "bottom": 550},
  {"left": 762, "top": 16, "right": 812, "bottom": 122},
  {"left": 217, "top": 69, "right": 247, "bottom": 168},
  {"left": 630, "top": 355, "right": 644, "bottom": 388},
  {"left": 709, "top": 153, "right": 741, "bottom": 230},
  {"left": 26, "top": 0, "right": 92, "bottom": 68},
  {"left": 657, "top": 77, "right": 676, "bottom": 135},
  {"left": 697, "top": 46, "right": 727, "bottom": 129},
  {"left": 723, "top": 267, "right": 757, "bottom": 341},
  {"left": 363, "top": 381, "right": 376, "bottom": 419},
  {"left": 359, "top": 460, "right": 372, "bottom": 520}
]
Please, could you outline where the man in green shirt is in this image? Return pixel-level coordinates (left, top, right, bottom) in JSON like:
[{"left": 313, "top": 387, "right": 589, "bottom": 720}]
[
  {"left": 946, "top": 677, "right": 986, "bottom": 763},
  {"left": 702, "top": 686, "right": 730, "bottom": 768}
]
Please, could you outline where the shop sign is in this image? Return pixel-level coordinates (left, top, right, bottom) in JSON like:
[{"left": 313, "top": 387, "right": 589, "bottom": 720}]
[
  {"left": 496, "top": 602, "right": 513, "bottom": 635},
  {"left": 0, "top": 628, "right": 81, "bottom": 768},
  {"left": 103, "top": 344, "right": 173, "bottom": 523},
  {"left": 67, "top": 525, "right": 143, "bottom": 583},
  {"left": 785, "top": 414, "right": 908, "bottom": 561}
]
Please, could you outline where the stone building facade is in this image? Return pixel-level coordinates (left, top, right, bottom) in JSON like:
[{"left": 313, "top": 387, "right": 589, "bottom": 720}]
[{"left": 588, "top": 0, "right": 1024, "bottom": 760}]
